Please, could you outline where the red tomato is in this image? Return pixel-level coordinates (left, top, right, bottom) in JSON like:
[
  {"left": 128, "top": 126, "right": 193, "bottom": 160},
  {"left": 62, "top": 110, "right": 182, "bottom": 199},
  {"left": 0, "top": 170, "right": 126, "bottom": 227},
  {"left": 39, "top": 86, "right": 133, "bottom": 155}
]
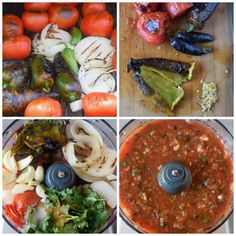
[
  {"left": 82, "top": 3, "right": 106, "bottom": 17},
  {"left": 112, "top": 51, "right": 117, "bottom": 70},
  {"left": 82, "top": 92, "right": 117, "bottom": 117},
  {"left": 3, "top": 14, "right": 23, "bottom": 40},
  {"left": 80, "top": 12, "right": 113, "bottom": 37},
  {"left": 111, "top": 28, "right": 117, "bottom": 48},
  {"left": 53, "top": 3, "right": 78, "bottom": 7},
  {"left": 3, "top": 35, "right": 31, "bottom": 60},
  {"left": 49, "top": 5, "right": 79, "bottom": 29},
  {"left": 22, "top": 12, "right": 49, "bottom": 33},
  {"left": 24, "top": 3, "right": 52, "bottom": 11},
  {"left": 134, "top": 3, "right": 160, "bottom": 15},
  {"left": 137, "top": 12, "right": 169, "bottom": 44},
  {"left": 4, "top": 204, "right": 24, "bottom": 228},
  {"left": 24, "top": 98, "right": 63, "bottom": 117},
  {"left": 4, "top": 191, "right": 41, "bottom": 228},
  {"left": 165, "top": 3, "right": 193, "bottom": 20},
  {"left": 13, "top": 191, "right": 41, "bottom": 214}
]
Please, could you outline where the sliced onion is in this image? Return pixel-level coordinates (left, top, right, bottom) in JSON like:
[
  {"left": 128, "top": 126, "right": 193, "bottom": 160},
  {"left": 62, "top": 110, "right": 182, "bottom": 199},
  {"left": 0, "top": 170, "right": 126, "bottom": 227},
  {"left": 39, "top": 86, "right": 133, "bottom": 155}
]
[
  {"left": 83, "top": 146, "right": 116, "bottom": 177},
  {"left": 74, "top": 37, "right": 115, "bottom": 66},
  {"left": 90, "top": 181, "right": 116, "bottom": 208},
  {"left": 63, "top": 136, "right": 102, "bottom": 168},
  {"left": 78, "top": 67, "right": 116, "bottom": 94},
  {"left": 66, "top": 120, "right": 103, "bottom": 146},
  {"left": 70, "top": 99, "right": 83, "bottom": 112}
]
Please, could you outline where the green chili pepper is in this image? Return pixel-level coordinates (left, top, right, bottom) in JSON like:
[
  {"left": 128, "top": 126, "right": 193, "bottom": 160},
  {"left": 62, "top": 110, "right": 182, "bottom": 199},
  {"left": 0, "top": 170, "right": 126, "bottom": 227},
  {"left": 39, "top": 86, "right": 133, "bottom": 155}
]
[
  {"left": 31, "top": 55, "right": 54, "bottom": 93},
  {"left": 70, "top": 27, "right": 82, "bottom": 46},
  {"left": 61, "top": 48, "right": 79, "bottom": 74},
  {"left": 55, "top": 72, "right": 81, "bottom": 102}
]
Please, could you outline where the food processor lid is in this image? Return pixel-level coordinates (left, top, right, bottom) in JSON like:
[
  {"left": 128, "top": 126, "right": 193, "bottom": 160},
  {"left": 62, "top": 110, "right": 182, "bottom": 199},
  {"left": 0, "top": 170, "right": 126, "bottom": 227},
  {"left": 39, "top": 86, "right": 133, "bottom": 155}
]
[{"left": 158, "top": 162, "right": 192, "bottom": 194}]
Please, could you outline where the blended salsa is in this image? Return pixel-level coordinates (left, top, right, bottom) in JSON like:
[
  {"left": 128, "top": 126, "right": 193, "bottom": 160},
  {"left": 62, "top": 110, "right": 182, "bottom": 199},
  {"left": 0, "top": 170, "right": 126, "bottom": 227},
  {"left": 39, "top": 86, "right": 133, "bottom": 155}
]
[{"left": 120, "top": 120, "right": 233, "bottom": 233}]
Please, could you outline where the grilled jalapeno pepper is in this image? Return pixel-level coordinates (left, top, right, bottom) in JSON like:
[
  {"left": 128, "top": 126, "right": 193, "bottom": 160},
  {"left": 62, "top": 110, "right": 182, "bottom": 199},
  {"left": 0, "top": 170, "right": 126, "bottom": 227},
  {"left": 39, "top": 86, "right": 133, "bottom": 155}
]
[
  {"left": 55, "top": 72, "right": 81, "bottom": 102},
  {"left": 31, "top": 55, "right": 54, "bottom": 93},
  {"left": 175, "top": 31, "right": 214, "bottom": 43},
  {"left": 170, "top": 37, "right": 213, "bottom": 55},
  {"left": 3, "top": 60, "right": 30, "bottom": 90},
  {"left": 187, "top": 3, "right": 219, "bottom": 31},
  {"left": 61, "top": 48, "right": 79, "bottom": 74}
]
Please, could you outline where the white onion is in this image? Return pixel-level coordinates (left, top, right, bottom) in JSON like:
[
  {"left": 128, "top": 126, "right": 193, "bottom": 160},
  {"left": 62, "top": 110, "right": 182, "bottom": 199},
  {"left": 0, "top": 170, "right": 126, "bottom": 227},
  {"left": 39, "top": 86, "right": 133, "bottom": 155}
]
[
  {"left": 74, "top": 37, "right": 115, "bottom": 66},
  {"left": 66, "top": 120, "right": 103, "bottom": 146},
  {"left": 90, "top": 181, "right": 116, "bottom": 208},
  {"left": 78, "top": 67, "right": 116, "bottom": 94},
  {"left": 70, "top": 99, "right": 83, "bottom": 112}
]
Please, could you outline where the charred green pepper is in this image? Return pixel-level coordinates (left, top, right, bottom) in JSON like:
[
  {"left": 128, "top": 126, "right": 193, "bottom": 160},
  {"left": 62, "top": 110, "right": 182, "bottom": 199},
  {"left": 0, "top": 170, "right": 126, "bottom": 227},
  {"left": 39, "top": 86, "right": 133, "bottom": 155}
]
[
  {"left": 3, "top": 60, "right": 30, "bottom": 90},
  {"left": 187, "top": 3, "right": 219, "bottom": 31},
  {"left": 55, "top": 72, "right": 82, "bottom": 102},
  {"left": 31, "top": 55, "right": 54, "bottom": 93},
  {"left": 140, "top": 65, "right": 184, "bottom": 110},
  {"left": 170, "top": 37, "right": 213, "bottom": 56},
  {"left": 175, "top": 31, "right": 214, "bottom": 43},
  {"left": 54, "top": 53, "right": 81, "bottom": 102},
  {"left": 70, "top": 27, "right": 82, "bottom": 46},
  {"left": 128, "top": 58, "right": 195, "bottom": 79}
]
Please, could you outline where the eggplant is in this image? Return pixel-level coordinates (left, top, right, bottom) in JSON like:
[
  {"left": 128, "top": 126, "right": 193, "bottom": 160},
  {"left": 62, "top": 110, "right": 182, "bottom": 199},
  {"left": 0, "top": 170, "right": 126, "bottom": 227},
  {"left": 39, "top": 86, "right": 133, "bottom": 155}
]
[
  {"left": 3, "top": 89, "right": 58, "bottom": 115},
  {"left": 54, "top": 53, "right": 82, "bottom": 102},
  {"left": 175, "top": 31, "right": 214, "bottom": 43},
  {"left": 3, "top": 60, "right": 30, "bottom": 91},
  {"left": 31, "top": 55, "right": 55, "bottom": 93},
  {"left": 170, "top": 38, "right": 213, "bottom": 56},
  {"left": 187, "top": 3, "right": 220, "bottom": 31},
  {"left": 128, "top": 58, "right": 195, "bottom": 79}
]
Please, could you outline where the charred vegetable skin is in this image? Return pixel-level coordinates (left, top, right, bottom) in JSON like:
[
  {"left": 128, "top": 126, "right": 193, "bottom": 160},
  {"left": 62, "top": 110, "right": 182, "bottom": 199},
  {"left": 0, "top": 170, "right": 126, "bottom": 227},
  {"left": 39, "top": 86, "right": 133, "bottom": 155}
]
[
  {"left": 137, "top": 12, "right": 169, "bottom": 44},
  {"left": 3, "top": 89, "right": 58, "bottom": 115},
  {"left": 187, "top": 3, "right": 220, "bottom": 30},
  {"left": 175, "top": 31, "right": 214, "bottom": 43},
  {"left": 3, "top": 60, "right": 30, "bottom": 90},
  {"left": 134, "top": 3, "right": 160, "bottom": 15},
  {"left": 54, "top": 53, "right": 81, "bottom": 102},
  {"left": 31, "top": 55, "right": 54, "bottom": 93},
  {"left": 128, "top": 58, "right": 194, "bottom": 78},
  {"left": 170, "top": 37, "right": 213, "bottom": 56}
]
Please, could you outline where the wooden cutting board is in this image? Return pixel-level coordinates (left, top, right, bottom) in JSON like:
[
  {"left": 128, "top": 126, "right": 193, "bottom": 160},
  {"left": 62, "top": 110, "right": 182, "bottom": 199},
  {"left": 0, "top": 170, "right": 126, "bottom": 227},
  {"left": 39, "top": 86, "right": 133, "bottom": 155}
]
[{"left": 119, "top": 3, "right": 233, "bottom": 117}]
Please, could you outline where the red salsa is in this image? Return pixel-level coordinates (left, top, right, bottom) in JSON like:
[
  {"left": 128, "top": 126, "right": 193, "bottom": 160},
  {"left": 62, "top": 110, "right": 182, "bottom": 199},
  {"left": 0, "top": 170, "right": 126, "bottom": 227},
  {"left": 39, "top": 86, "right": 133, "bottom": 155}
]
[{"left": 120, "top": 120, "right": 233, "bottom": 233}]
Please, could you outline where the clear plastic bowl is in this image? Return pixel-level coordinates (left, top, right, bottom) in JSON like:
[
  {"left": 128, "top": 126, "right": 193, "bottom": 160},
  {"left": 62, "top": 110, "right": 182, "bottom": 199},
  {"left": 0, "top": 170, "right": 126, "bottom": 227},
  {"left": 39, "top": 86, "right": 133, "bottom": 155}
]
[
  {"left": 3, "top": 119, "right": 117, "bottom": 233},
  {"left": 120, "top": 119, "right": 233, "bottom": 233}
]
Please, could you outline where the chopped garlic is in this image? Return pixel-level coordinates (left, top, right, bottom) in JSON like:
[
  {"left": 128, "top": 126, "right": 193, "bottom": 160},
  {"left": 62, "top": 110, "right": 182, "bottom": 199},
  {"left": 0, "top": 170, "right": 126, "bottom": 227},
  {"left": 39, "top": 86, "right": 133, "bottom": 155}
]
[{"left": 201, "top": 82, "right": 218, "bottom": 112}]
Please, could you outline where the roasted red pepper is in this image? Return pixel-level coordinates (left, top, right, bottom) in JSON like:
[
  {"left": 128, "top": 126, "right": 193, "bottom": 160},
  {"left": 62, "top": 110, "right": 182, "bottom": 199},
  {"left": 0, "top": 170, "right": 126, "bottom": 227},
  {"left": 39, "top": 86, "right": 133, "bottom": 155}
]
[
  {"left": 165, "top": 3, "right": 193, "bottom": 20},
  {"left": 137, "top": 11, "right": 169, "bottom": 45},
  {"left": 134, "top": 3, "right": 160, "bottom": 15}
]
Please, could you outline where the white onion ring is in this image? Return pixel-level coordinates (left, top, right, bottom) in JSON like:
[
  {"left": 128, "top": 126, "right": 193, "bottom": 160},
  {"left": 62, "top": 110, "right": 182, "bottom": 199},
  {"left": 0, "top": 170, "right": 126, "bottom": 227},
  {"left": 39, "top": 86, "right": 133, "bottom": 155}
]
[{"left": 66, "top": 120, "right": 103, "bottom": 146}]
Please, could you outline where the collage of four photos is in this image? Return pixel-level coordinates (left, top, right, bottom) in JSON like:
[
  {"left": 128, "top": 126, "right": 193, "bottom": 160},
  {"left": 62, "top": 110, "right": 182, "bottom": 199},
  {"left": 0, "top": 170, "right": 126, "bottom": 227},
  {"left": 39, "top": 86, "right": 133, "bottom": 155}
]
[{"left": 2, "top": 1, "right": 234, "bottom": 234}]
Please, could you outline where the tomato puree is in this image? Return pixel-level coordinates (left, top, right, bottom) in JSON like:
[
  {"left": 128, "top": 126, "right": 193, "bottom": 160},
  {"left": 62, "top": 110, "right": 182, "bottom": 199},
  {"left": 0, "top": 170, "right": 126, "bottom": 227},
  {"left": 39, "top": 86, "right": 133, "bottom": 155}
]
[{"left": 120, "top": 120, "right": 233, "bottom": 233}]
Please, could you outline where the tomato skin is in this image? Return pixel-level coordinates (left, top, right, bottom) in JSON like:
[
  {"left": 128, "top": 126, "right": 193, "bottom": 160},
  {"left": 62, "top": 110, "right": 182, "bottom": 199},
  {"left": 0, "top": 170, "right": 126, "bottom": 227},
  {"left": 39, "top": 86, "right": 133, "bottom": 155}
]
[
  {"left": 137, "top": 11, "right": 169, "bottom": 44},
  {"left": 22, "top": 12, "right": 49, "bottom": 33},
  {"left": 3, "top": 35, "right": 31, "bottom": 60},
  {"left": 112, "top": 51, "right": 117, "bottom": 70},
  {"left": 3, "top": 14, "right": 23, "bottom": 40},
  {"left": 53, "top": 3, "right": 78, "bottom": 7},
  {"left": 80, "top": 12, "right": 113, "bottom": 37},
  {"left": 49, "top": 5, "right": 79, "bottom": 29},
  {"left": 82, "top": 3, "right": 106, "bottom": 17},
  {"left": 4, "top": 191, "right": 41, "bottom": 228},
  {"left": 24, "top": 98, "right": 63, "bottom": 117},
  {"left": 111, "top": 28, "right": 117, "bottom": 48},
  {"left": 24, "top": 3, "right": 52, "bottom": 11},
  {"left": 165, "top": 3, "right": 193, "bottom": 20},
  {"left": 82, "top": 92, "right": 117, "bottom": 117}
]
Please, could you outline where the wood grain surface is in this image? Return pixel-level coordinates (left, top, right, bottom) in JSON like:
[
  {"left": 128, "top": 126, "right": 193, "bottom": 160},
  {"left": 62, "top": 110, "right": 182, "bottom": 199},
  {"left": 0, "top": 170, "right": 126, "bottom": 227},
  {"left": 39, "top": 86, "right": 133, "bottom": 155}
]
[{"left": 119, "top": 3, "right": 233, "bottom": 117}]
